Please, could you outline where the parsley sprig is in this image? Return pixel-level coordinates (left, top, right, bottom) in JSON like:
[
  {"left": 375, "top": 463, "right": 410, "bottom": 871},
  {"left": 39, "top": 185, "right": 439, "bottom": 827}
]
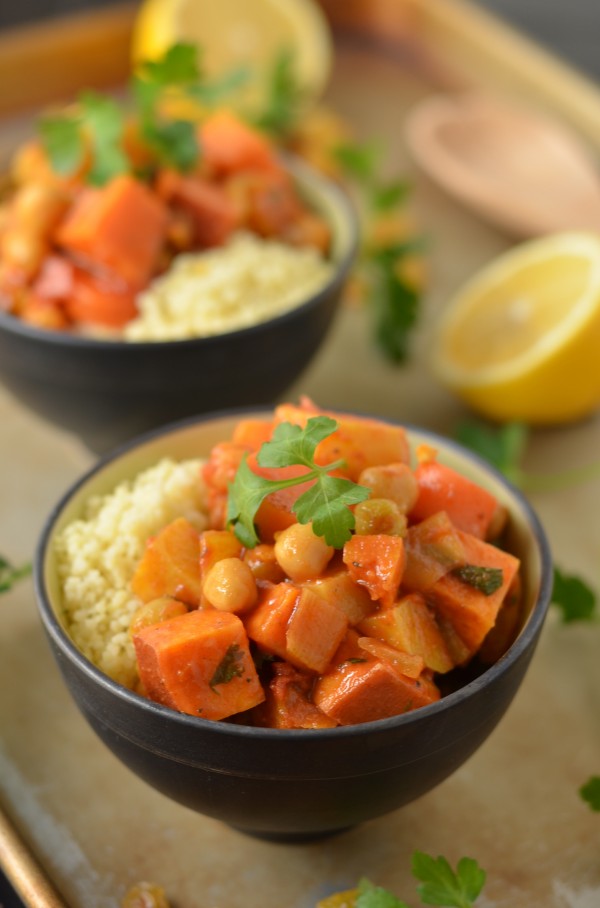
[
  {"left": 0, "top": 554, "right": 31, "bottom": 594},
  {"left": 355, "top": 851, "right": 486, "bottom": 908},
  {"left": 252, "top": 47, "right": 307, "bottom": 138},
  {"left": 579, "top": 776, "right": 600, "bottom": 811},
  {"left": 227, "top": 416, "right": 370, "bottom": 549}
]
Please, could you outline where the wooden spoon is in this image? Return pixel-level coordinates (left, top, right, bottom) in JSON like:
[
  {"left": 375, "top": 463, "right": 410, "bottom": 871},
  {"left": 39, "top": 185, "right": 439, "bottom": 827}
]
[{"left": 405, "top": 92, "right": 600, "bottom": 237}]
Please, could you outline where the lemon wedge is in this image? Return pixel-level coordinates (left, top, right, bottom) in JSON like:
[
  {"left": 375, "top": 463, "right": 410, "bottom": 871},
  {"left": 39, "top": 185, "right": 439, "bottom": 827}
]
[
  {"left": 131, "top": 0, "right": 332, "bottom": 109},
  {"left": 431, "top": 232, "right": 600, "bottom": 424}
]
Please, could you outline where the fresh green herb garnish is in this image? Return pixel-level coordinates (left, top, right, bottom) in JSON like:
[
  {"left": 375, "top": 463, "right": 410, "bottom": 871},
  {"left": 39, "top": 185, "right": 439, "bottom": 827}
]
[
  {"left": 227, "top": 416, "right": 370, "bottom": 549},
  {"left": 252, "top": 47, "right": 306, "bottom": 138},
  {"left": 552, "top": 566, "right": 597, "bottom": 623},
  {"left": 209, "top": 643, "right": 244, "bottom": 691},
  {"left": 412, "top": 852, "right": 487, "bottom": 908},
  {"left": 451, "top": 565, "right": 503, "bottom": 596},
  {"left": 356, "top": 877, "right": 409, "bottom": 908},
  {"left": 579, "top": 776, "right": 600, "bottom": 811},
  {"left": 0, "top": 555, "right": 32, "bottom": 593},
  {"left": 334, "top": 140, "right": 422, "bottom": 364}
]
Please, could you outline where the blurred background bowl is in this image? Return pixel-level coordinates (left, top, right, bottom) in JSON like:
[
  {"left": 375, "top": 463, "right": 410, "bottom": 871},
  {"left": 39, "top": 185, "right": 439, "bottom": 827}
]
[
  {"left": 34, "top": 409, "right": 553, "bottom": 842},
  {"left": 0, "top": 158, "right": 357, "bottom": 453}
]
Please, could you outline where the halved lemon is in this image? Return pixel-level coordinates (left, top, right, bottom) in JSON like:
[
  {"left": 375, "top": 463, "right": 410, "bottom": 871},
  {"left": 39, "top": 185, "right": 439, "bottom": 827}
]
[
  {"left": 131, "top": 0, "right": 332, "bottom": 109},
  {"left": 431, "top": 232, "right": 600, "bottom": 424}
]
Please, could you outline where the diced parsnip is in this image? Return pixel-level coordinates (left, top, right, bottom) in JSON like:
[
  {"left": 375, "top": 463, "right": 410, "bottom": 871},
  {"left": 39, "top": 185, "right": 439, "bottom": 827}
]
[
  {"left": 402, "top": 511, "right": 466, "bottom": 593},
  {"left": 285, "top": 587, "right": 348, "bottom": 673},
  {"left": 359, "top": 593, "right": 454, "bottom": 674},
  {"left": 273, "top": 400, "right": 411, "bottom": 481},
  {"left": 358, "top": 463, "right": 419, "bottom": 514},
  {"left": 129, "top": 597, "right": 189, "bottom": 637},
  {"left": 244, "top": 582, "right": 300, "bottom": 661},
  {"left": 274, "top": 522, "right": 334, "bottom": 583},
  {"left": 304, "top": 567, "right": 375, "bottom": 625},
  {"left": 202, "top": 557, "right": 258, "bottom": 614},
  {"left": 342, "top": 534, "right": 405, "bottom": 607},
  {"left": 131, "top": 517, "right": 203, "bottom": 607},
  {"left": 436, "top": 614, "right": 473, "bottom": 667},
  {"left": 313, "top": 658, "right": 440, "bottom": 725},
  {"left": 428, "top": 530, "right": 520, "bottom": 653},
  {"left": 252, "top": 662, "right": 337, "bottom": 729},
  {"left": 56, "top": 174, "right": 168, "bottom": 288},
  {"left": 357, "top": 637, "right": 424, "bottom": 679},
  {"left": 411, "top": 460, "right": 500, "bottom": 540},
  {"left": 133, "top": 609, "right": 264, "bottom": 720}
]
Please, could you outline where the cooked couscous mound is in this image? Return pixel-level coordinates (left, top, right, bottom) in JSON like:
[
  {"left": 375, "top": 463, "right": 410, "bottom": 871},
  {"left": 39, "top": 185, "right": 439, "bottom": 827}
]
[{"left": 55, "top": 458, "right": 209, "bottom": 688}]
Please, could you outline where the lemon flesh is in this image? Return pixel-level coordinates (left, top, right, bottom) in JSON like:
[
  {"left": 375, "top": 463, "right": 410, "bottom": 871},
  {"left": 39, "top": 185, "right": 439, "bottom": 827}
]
[
  {"left": 432, "top": 232, "right": 600, "bottom": 424},
  {"left": 131, "top": 0, "right": 332, "bottom": 108}
]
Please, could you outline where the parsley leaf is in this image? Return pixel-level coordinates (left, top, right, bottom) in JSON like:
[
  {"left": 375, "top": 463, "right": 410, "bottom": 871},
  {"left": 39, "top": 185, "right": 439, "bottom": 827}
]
[
  {"left": 227, "top": 417, "right": 370, "bottom": 549},
  {"left": 552, "top": 566, "right": 597, "bottom": 623},
  {"left": 356, "top": 877, "right": 410, "bottom": 908},
  {"left": 38, "top": 113, "right": 84, "bottom": 176},
  {"left": 452, "top": 565, "right": 503, "bottom": 596},
  {"left": 579, "top": 776, "right": 600, "bottom": 811},
  {"left": 412, "top": 852, "right": 486, "bottom": 908},
  {"left": 252, "top": 47, "right": 306, "bottom": 138},
  {"left": 0, "top": 555, "right": 32, "bottom": 594},
  {"left": 209, "top": 644, "right": 244, "bottom": 692},
  {"left": 79, "top": 91, "right": 128, "bottom": 186}
]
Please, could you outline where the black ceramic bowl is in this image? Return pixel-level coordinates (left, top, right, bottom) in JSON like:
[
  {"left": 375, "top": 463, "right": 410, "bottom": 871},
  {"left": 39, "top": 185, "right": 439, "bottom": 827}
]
[
  {"left": 0, "top": 159, "right": 357, "bottom": 453},
  {"left": 34, "top": 410, "right": 553, "bottom": 842}
]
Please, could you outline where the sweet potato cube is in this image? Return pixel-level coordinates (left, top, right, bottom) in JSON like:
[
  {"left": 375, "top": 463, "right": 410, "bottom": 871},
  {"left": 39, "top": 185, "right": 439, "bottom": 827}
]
[
  {"left": 343, "top": 534, "right": 405, "bottom": 608},
  {"left": 57, "top": 175, "right": 168, "bottom": 287},
  {"left": 357, "top": 637, "right": 424, "bottom": 679},
  {"left": 411, "top": 461, "right": 499, "bottom": 540},
  {"left": 304, "top": 568, "right": 375, "bottom": 625},
  {"left": 359, "top": 593, "right": 454, "bottom": 674},
  {"left": 274, "top": 401, "right": 410, "bottom": 480},
  {"left": 253, "top": 663, "right": 337, "bottom": 729},
  {"left": 286, "top": 588, "right": 348, "bottom": 673},
  {"left": 133, "top": 609, "right": 264, "bottom": 720},
  {"left": 244, "top": 582, "right": 300, "bottom": 660},
  {"left": 131, "top": 517, "right": 202, "bottom": 607},
  {"left": 231, "top": 418, "right": 274, "bottom": 450},
  {"left": 428, "top": 530, "right": 520, "bottom": 653},
  {"left": 313, "top": 658, "right": 440, "bottom": 725}
]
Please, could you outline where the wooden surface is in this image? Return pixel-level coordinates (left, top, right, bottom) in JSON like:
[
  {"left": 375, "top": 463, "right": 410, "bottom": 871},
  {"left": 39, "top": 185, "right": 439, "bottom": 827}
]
[{"left": 0, "top": 3, "right": 599, "bottom": 907}]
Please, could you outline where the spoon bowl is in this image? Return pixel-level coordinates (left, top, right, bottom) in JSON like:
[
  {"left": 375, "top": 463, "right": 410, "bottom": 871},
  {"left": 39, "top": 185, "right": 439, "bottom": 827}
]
[{"left": 405, "top": 92, "right": 600, "bottom": 238}]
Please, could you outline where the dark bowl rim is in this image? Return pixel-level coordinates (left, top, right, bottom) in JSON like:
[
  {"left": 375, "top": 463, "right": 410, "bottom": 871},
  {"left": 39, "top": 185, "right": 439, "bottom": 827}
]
[
  {"left": 34, "top": 406, "right": 554, "bottom": 742},
  {"left": 0, "top": 155, "right": 358, "bottom": 350}
]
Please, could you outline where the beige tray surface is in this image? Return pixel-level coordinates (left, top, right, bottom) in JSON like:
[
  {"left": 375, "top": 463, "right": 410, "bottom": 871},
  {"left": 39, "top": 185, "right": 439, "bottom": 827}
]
[{"left": 1, "top": 4, "right": 599, "bottom": 906}]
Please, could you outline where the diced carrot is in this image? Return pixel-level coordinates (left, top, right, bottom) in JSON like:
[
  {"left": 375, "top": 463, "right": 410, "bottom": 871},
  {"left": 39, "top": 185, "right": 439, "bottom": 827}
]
[
  {"left": 252, "top": 662, "right": 337, "bottom": 729},
  {"left": 359, "top": 593, "right": 454, "bottom": 674},
  {"left": 411, "top": 461, "right": 500, "bottom": 540},
  {"left": 285, "top": 588, "right": 348, "bottom": 673},
  {"left": 428, "top": 530, "right": 520, "bottom": 654},
  {"left": 131, "top": 517, "right": 203, "bottom": 607},
  {"left": 304, "top": 567, "right": 375, "bottom": 625},
  {"left": 342, "top": 534, "right": 405, "bottom": 608},
  {"left": 231, "top": 418, "right": 274, "bottom": 450},
  {"left": 32, "top": 255, "right": 74, "bottom": 301},
  {"left": 243, "top": 544, "right": 286, "bottom": 584},
  {"left": 155, "top": 169, "right": 237, "bottom": 248},
  {"left": 200, "top": 110, "right": 280, "bottom": 177},
  {"left": 402, "top": 511, "right": 466, "bottom": 593},
  {"left": 65, "top": 270, "right": 138, "bottom": 329},
  {"left": 357, "top": 637, "right": 424, "bottom": 679},
  {"left": 313, "top": 658, "right": 440, "bottom": 725},
  {"left": 436, "top": 614, "right": 473, "bottom": 667},
  {"left": 56, "top": 174, "right": 168, "bottom": 287},
  {"left": 201, "top": 441, "right": 248, "bottom": 530},
  {"left": 133, "top": 609, "right": 264, "bottom": 720},
  {"left": 274, "top": 401, "right": 410, "bottom": 481},
  {"left": 244, "top": 582, "right": 300, "bottom": 660}
]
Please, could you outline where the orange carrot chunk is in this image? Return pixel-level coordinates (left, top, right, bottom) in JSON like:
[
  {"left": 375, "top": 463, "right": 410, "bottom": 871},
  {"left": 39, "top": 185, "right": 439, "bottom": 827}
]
[
  {"left": 428, "top": 530, "right": 520, "bottom": 655},
  {"left": 342, "top": 534, "right": 406, "bottom": 608},
  {"left": 244, "top": 582, "right": 300, "bottom": 660},
  {"left": 133, "top": 609, "right": 264, "bottom": 720},
  {"left": 313, "top": 658, "right": 440, "bottom": 725},
  {"left": 131, "top": 517, "right": 203, "bottom": 607},
  {"left": 231, "top": 418, "right": 275, "bottom": 450},
  {"left": 411, "top": 461, "right": 500, "bottom": 540},
  {"left": 65, "top": 271, "right": 138, "bottom": 329},
  {"left": 155, "top": 169, "right": 237, "bottom": 248},
  {"left": 200, "top": 110, "right": 280, "bottom": 177},
  {"left": 253, "top": 662, "right": 337, "bottom": 729},
  {"left": 56, "top": 174, "right": 168, "bottom": 287}
]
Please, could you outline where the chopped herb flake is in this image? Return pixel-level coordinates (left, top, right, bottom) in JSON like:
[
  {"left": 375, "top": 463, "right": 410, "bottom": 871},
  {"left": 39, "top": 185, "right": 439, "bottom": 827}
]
[
  {"left": 209, "top": 644, "right": 244, "bottom": 691},
  {"left": 452, "top": 565, "right": 503, "bottom": 596}
]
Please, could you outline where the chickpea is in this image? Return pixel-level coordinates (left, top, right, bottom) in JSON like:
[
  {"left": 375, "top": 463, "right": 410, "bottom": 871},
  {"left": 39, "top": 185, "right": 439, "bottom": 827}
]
[
  {"left": 358, "top": 463, "right": 419, "bottom": 514},
  {"left": 202, "top": 557, "right": 258, "bottom": 614},
  {"left": 130, "top": 597, "right": 188, "bottom": 637},
  {"left": 274, "top": 522, "right": 334, "bottom": 583},
  {"left": 243, "top": 543, "right": 286, "bottom": 584},
  {"left": 354, "top": 498, "right": 407, "bottom": 537}
]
